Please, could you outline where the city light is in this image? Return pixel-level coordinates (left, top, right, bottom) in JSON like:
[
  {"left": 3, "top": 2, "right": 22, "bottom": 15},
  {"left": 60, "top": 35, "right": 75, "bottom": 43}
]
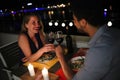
[
  {"left": 48, "top": 21, "right": 53, "bottom": 26},
  {"left": 69, "top": 22, "right": 73, "bottom": 27},
  {"left": 107, "top": 21, "right": 112, "bottom": 27},
  {"left": 27, "top": 3, "right": 32, "bottom": 6},
  {"left": 54, "top": 21, "right": 59, "bottom": 26},
  {"left": 61, "top": 22, "right": 66, "bottom": 27}
]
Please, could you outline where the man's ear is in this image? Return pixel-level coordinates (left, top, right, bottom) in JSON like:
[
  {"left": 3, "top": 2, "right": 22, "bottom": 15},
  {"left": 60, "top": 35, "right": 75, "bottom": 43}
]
[{"left": 79, "top": 19, "right": 87, "bottom": 28}]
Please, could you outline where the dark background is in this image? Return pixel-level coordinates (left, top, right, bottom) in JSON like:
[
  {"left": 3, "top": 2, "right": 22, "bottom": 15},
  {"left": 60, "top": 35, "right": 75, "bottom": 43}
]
[
  {"left": 0, "top": 0, "right": 83, "bottom": 35},
  {"left": 0, "top": 0, "right": 119, "bottom": 35},
  {"left": 0, "top": 0, "right": 70, "bottom": 10}
]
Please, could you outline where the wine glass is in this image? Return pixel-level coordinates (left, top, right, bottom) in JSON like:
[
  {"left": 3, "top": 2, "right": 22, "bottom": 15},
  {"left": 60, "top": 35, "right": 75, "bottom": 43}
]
[
  {"left": 55, "top": 31, "right": 64, "bottom": 45},
  {"left": 45, "top": 32, "right": 56, "bottom": 56},
  {"left": 47, "top": 31, "right": 55, "bottom": 44}
]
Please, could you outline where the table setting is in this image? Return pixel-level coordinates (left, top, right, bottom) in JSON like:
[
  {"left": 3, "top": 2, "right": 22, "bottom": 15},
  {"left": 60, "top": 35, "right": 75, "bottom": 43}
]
[
  {"left": 21, "top": 33, "right": 89, "bottom": 80},
  {"left": 20, "top": 64, "right": 59, "bottom": 80}
]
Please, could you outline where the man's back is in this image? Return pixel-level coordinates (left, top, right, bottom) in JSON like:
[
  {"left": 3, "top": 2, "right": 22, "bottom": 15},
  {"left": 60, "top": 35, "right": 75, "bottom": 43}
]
[
  {"left": 103, "top": 37, "right": 120, "bottom": 80},
  {"left": 73, "top": 26, "right": 120, "bottom": 80}
]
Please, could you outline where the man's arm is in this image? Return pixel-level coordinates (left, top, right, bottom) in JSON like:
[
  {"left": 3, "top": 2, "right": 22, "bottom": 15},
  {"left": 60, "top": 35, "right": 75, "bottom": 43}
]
[{"left": 55, "top": 46, "right": 74, "bottom": 80}]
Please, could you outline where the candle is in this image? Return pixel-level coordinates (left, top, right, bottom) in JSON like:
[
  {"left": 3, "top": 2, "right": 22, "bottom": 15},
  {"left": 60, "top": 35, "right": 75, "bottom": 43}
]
[
  {"left": 42, "top": 67, "right": 49, "bottom": 80},
  {"left": 28, "top": 63, "right": 35, "bottom": 77}
]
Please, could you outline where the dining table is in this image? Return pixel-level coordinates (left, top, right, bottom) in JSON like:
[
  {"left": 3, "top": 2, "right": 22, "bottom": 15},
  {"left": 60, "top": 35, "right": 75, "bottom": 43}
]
[{"left": 20, "top": 46, "right": 88, "bottom": 80}]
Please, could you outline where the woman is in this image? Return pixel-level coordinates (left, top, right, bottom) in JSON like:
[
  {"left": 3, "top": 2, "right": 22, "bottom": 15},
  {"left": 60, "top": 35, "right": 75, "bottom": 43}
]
[{"left": 18, "top": 13, "right": 54, "bottom": 63}]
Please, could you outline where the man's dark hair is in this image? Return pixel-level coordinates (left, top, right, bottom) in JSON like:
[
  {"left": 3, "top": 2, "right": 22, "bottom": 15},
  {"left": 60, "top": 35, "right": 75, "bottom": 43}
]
[{"left": 70, "top": 0, "right": 107, "bottom": 27}]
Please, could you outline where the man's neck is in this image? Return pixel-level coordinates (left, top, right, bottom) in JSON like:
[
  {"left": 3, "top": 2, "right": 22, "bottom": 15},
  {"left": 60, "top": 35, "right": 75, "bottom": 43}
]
[{"left": 87, "top": 25, "right": 98, "bottom": 38}]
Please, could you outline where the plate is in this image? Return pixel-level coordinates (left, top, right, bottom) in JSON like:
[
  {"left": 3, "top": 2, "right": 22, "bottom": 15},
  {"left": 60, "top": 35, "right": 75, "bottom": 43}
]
[
  {"left": 38, "top": 51, "right": 56, "bottom": 63},
  {"left": 70, "top": 56, "right": 85, "bottom": 72}
]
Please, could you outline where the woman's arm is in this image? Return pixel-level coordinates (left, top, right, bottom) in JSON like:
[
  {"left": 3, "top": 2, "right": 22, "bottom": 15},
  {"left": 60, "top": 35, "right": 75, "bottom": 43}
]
[{"left": 18, "top": 33, "right": 54, "bottom": 62}]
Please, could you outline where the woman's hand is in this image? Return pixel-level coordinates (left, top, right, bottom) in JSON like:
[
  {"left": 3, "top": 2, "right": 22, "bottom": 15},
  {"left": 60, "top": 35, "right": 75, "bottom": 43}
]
[
  {"left": 39, "top": 44, "right": 55, "bottom": 55},
  {"left": 22, "top": 57, "right": 29, "bottom": 62}
]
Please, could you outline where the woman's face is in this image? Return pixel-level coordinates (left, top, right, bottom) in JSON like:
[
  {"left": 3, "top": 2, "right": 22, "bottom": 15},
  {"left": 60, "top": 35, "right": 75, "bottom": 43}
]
[{"left": 25, "top": 16, "right": 41, "bottom": 34}]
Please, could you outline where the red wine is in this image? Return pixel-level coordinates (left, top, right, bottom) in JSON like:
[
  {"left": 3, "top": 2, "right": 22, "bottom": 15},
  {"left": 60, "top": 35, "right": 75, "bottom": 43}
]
[
  {"left": 56, "top": 38, "right": 63, "bottom": 44},
  {"left": 48, "top": 38, "right": 55, "bottom": 44}
]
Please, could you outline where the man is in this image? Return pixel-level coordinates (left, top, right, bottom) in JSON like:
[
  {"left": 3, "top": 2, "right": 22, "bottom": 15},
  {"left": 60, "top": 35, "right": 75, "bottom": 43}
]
[{"left": 55, "top": 0, "right": 120, "bottom": 80}]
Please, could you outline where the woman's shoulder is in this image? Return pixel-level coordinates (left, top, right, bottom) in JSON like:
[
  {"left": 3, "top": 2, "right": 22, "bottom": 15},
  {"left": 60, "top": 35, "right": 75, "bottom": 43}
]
[{"left": 18, "top": 32, "right": 28, "bottom": 40}]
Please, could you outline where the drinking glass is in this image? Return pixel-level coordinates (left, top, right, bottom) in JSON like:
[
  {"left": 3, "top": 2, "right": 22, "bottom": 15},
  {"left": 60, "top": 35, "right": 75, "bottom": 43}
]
[
  {"left": 47, "top": 31, "right": 55, "bottom": 44},
  {"left": 55, "top": 31, "right": 64, "bottom": 45},
  {"left": 45, "top": 32, "right": 56, "bottom": 57}
]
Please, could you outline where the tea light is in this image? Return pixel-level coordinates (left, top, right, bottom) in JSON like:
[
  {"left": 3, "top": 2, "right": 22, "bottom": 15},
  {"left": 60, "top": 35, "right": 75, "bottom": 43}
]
[
  {"left": 42, "top": 67, "right": 49, "bottom": 80},
  {"left": 28, "top": 63, "right": 35, "bottom": 77}
]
